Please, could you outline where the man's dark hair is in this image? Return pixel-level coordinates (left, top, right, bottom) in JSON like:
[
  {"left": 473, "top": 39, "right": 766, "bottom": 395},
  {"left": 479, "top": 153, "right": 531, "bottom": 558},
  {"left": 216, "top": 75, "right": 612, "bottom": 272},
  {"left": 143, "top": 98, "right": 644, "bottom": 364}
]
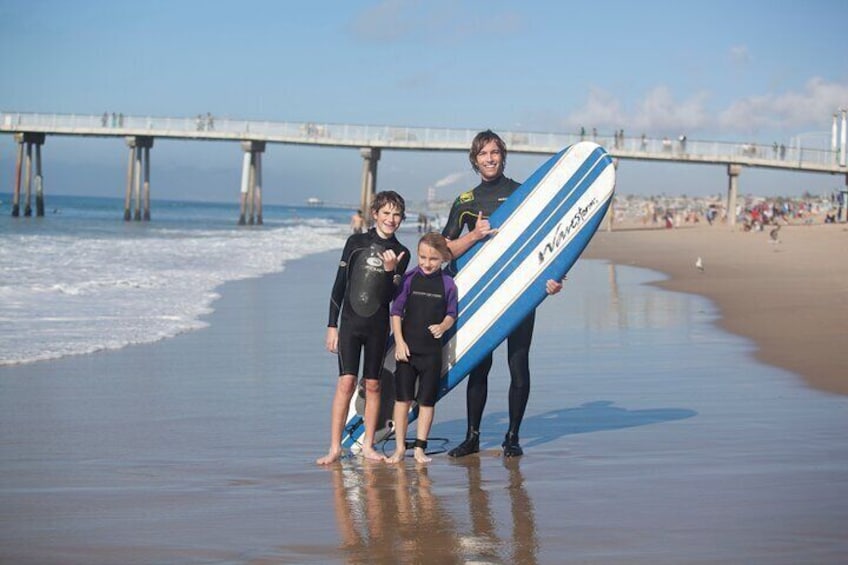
[{"left": 468, "top": 129, "right": 507, "bottom": 174}]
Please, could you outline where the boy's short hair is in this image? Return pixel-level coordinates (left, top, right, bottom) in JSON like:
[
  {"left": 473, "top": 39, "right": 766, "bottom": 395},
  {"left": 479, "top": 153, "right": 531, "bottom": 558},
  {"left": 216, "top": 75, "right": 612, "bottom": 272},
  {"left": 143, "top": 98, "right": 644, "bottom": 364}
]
[{"left": 371, "top": 190, "right": 406, "bottom": 220}]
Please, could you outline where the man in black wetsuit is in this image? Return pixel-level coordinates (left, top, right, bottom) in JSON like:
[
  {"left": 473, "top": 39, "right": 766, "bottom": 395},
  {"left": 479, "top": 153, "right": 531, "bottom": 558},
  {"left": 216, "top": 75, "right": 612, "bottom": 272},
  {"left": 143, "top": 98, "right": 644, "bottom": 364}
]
[
  {"left": 442, "top": 130, "right": 563, "bottom": 458},
  {"left": 317, "top": 191, "right": 410, "bottom": 464}
]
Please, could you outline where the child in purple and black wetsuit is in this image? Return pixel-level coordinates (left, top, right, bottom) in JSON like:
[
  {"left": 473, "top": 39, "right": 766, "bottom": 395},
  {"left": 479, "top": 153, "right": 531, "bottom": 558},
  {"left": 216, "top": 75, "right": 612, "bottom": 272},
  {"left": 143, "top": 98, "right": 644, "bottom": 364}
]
[{"left": 387, "top": 233, "right": 457, "bottom": 464}]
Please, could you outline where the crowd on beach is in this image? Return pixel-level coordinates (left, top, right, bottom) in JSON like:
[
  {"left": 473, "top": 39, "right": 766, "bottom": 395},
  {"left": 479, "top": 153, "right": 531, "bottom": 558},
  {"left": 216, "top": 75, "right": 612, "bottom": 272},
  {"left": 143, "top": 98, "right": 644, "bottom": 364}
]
[{"left": 610, "top": 191, "right": 846, "bottom": 231}]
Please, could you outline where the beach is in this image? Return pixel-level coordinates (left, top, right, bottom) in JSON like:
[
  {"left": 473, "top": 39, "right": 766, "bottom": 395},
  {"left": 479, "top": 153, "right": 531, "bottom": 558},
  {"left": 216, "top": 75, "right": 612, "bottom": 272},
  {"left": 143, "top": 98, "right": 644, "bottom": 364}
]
[
  {"left": 585, "top": 221, "right": 848, "bottom": 396},
  {"left": 2, "top": 225, "right": 848, "bottom": 563}
]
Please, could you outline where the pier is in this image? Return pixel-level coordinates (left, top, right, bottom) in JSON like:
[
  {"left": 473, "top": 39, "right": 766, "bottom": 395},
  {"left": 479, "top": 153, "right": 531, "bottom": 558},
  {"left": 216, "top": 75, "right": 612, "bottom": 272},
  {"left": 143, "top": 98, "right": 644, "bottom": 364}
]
[{"left": 3, "top": 111, "right": 847, "bottom": 226}]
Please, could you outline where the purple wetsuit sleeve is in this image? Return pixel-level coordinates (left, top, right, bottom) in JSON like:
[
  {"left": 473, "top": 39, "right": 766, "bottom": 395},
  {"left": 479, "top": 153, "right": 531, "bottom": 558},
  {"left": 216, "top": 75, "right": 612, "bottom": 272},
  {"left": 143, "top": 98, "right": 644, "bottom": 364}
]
[
  {"left": 391, "top": 270, "right": 415, "bottom": 317},
  {"left": 443, "top": 274, "right": 458, "bottom": 319}
]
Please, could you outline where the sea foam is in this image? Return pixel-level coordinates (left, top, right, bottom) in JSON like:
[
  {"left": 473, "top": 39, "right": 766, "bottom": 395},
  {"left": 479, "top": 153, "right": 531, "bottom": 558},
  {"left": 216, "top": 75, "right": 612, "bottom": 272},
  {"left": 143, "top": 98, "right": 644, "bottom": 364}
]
[{"left": 0, "top": 216, "right": 347, "bottom": 366}]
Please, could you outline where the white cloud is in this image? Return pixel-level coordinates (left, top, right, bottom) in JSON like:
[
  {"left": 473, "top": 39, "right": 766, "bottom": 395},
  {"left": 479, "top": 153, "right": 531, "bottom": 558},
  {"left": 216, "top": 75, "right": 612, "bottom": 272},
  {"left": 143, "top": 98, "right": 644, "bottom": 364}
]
[
  {"left": 348, "top": 0, "right": 524, "bottom": 44},
  {"left": 348, "top": 0, "right": 411, "bottom": 43},
  {"left": 562, "top": 86, "right": 709, "bottom": 135},
  {"left": 729, "top": 45, "right": 751, "bottom": 66},
  {"left": 433, "top": 171, "right": 466, "bottom": 188},
  {"left": 557, "top": 78, "right": 848, "bottom": 138},
  {"left": 719, "top": 77, "right": 848, "bottom": 134}
]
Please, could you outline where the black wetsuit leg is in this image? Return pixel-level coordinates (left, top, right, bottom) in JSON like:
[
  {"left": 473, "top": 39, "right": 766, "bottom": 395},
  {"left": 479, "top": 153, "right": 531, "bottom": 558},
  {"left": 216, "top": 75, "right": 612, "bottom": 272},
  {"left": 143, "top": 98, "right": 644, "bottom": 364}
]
[
  {"left": 394, "top": 360, "right": 416, "bottom": 402},
  {"left": 506, "top": 311, "right": 535, "bottom": 436},
  {"left": 465, "top": 352, "right": 493, "bottom": 432},
  {"left": 361, "top": 318, "right": 390, "bottom": 380},
  {"left": 337, "top": 324, "right": 364, "bottom": 376},
  {"left": 415, "top": 352, "right": 442, "bottom": 407}
]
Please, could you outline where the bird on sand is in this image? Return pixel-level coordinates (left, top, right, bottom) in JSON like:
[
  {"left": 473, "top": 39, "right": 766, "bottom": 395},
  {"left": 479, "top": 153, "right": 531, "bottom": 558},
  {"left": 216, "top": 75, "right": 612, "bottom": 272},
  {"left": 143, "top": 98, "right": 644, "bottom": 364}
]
[
  {"left": 695, "top": 256, "right": 704, "bottom": 272},
  {"left": 769, "top": 225, "right": 781, "bottom": 243}
]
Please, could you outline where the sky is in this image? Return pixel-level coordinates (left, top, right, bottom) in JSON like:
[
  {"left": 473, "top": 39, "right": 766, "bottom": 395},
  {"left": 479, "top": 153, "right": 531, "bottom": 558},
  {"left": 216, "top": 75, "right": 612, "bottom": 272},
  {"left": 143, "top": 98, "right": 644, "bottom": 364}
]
[{"left": 1, "top": 0, "right": 847, "bottom": 207}]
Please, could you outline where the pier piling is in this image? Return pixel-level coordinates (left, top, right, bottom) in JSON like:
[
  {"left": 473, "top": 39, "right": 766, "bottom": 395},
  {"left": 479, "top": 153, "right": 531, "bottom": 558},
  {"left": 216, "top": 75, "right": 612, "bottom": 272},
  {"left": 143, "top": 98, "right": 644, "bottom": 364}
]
[
  {"left": 123, "top": 136, "right": 154, "bottom": 221},
  {"left": 238, "top": 141, "right": 265, "bottom": 225},
  {"left": 359, "top": 147, "right": 380, "bottom": 227},
  {"left": 11, "top": 134, "right": 23, "bottom": 217},
  {"left": 34, "top": 143, "right": 45, "bottom": 216},
  {"left": 727, "top": 164, "right": 741, "bottom": 228},
  {"left": 23, "top": 140, "right": 32, "bottom": 216},
  {"left": 9, "top": 133, "right": 47, "bottom": 217}
]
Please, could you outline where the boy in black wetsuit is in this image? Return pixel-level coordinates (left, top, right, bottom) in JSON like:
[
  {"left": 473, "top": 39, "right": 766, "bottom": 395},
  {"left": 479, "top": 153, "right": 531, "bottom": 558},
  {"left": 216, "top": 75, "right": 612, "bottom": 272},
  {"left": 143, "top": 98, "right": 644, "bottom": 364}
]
[
  {"left": 317, "top": 191, "right": 410, "bottom": 464},
  {"left": 386, "top": 233, "right": 458, "bottom": 464},
  {"left": 442, "top": 130, "right": 564, "bottom": 458}
]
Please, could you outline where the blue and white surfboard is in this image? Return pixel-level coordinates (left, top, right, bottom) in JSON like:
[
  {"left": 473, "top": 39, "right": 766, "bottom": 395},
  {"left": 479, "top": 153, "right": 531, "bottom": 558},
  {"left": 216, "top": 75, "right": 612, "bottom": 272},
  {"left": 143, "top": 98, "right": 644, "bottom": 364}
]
[{"left": 342, "top": 141, "right": 616, "bottom": 450}]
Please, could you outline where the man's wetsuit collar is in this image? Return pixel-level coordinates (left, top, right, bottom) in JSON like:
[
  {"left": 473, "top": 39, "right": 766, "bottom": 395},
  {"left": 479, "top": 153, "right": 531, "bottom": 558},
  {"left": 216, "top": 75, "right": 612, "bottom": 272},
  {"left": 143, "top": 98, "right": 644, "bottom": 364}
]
[{"left": 479, "top": 174, "right": 506, "bottom": 188}]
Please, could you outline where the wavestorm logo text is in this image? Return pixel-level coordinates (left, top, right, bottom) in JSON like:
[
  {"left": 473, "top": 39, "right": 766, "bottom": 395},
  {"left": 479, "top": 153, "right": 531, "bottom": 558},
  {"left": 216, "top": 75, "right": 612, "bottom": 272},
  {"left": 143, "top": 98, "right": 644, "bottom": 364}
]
[{"left": 537, "top": 197, "right": 599, "bottom": 264}]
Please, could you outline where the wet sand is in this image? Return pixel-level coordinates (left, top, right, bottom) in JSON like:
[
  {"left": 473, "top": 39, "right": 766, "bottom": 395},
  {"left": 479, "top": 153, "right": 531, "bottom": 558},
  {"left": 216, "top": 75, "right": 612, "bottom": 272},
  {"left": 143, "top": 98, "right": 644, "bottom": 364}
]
[
  {"left": 2, "top": 247, "right": 847, "bottom": 563},
  {"left": 585, "top": 221, "right": 848, "bottom": 396}
]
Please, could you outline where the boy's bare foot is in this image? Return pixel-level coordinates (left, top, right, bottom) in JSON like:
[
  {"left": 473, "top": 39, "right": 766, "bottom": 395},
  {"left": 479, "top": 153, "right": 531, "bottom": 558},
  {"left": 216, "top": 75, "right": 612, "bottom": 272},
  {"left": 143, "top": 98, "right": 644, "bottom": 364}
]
[
  {"left": 316, "top": 448, "right": 343, "bottom": 465},
  {"left": 413, "top": 448, "right": 432, "bottom": 464},
  {"left": 361, "top": 446, "right": 386, "bottom": 462},
  {"left": 386, "top": 450, "right": 406, "bottom": 464}
]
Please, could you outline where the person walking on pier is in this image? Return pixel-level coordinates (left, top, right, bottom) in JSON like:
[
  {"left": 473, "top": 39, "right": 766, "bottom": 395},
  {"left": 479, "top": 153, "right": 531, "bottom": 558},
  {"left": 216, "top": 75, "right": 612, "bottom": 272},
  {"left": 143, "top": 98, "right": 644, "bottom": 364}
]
[
  {"left": 317, "top": 191, "right": 410, "bottom": 464},
  {"left": 441, "top": 130, "right": 564, "bottom": 458}
]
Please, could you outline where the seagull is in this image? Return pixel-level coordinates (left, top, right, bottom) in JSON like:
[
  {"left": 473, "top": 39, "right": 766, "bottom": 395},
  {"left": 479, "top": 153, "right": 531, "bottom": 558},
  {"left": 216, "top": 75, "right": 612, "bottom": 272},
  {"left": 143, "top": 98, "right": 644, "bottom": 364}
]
[
  {"left": 769, "top": 225, "right": 781, "bottom": 243},
  {"left": 695, "top": 256, "right": 704, "bottom": 272}
]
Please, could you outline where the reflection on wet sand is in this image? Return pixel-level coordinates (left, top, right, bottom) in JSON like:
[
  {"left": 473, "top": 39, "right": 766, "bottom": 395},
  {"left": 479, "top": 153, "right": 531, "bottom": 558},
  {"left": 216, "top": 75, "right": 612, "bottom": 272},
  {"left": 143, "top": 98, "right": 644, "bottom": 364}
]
[
  {"left": 327, "top": 457, "right": 538, "bottom": 564},
  {"left": 456, "top": 456, "right": 539, "bottom": 565},
  {"left": 329, "top": 461, "right": 459, "bottom": 564}
]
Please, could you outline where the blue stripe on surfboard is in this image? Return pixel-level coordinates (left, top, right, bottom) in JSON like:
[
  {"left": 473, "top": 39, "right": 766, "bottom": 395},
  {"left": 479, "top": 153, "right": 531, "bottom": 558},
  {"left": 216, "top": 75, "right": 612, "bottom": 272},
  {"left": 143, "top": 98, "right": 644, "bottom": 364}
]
[
  {"left": 452, "top": 147, "right": 609, "bottom": 335},
  {"left": 442, "top": 147, "right": 606, "bottom": 344},
  {"left": 454, "top": 149, "right": 564, "bottom": 272},
  {"left": 342, "top": 195, "right": 613, "bottom": 447},
  {"left": 437, "top": 195, "right": 613, "bottom": 399},
  {"left": 341, "top": 144, "right": 613, "bottom": 447}
]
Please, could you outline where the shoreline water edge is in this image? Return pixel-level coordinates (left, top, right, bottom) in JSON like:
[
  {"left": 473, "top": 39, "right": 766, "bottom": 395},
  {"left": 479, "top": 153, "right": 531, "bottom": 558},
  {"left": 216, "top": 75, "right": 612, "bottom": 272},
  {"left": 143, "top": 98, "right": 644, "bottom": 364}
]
[{"left": 584, "top": 221, "right": 848, "bottom": 396}]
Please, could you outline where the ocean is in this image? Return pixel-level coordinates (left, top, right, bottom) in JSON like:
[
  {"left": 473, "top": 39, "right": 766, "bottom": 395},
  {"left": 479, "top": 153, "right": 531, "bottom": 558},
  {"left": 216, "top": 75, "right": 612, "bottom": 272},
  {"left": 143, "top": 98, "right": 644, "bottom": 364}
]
[
  {"left": 2, "top": 196, "right": 848, "bottom": 562},
  {"left": 0, "top": 195, "right": 353, "bottom": 366}
]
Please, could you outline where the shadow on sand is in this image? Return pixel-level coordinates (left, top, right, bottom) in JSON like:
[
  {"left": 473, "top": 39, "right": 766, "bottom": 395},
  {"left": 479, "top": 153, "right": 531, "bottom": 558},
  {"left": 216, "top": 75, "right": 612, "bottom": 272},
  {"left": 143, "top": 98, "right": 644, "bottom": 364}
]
[{"left": 431, "top": 400, "right": 697, "bottom": 449}]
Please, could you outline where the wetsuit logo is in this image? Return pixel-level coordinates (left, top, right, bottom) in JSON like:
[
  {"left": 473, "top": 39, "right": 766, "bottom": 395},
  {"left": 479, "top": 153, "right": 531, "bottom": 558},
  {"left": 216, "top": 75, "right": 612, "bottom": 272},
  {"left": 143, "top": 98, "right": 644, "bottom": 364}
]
[
  {"left": 537, "top": 197, "right": 599, "bottom": 264},
  {"left": 458, "top": 191, "right": 475, "bottom": 204},
  {"left": 349, "top": 245, "right": 388, "bottom": 318}
]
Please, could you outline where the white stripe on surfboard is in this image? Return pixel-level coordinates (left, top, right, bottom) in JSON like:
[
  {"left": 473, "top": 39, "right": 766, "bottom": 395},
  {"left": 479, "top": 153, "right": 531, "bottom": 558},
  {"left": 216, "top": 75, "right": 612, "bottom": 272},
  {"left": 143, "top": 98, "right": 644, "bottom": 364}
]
[
  {"left": 454, "top": 145, "right": 605, "bottom": 320},
  {"left": 343, "top": 143, "right": 611, "bottom": 447},
  {"left": 451, "top": 143, "right": 597, "bottom": 292},
  {"left": 444, "top": 164, "right": 615, "bottom": 368},
  {"left": 455, "top": 147, "right": 609, "bottom": 327}
]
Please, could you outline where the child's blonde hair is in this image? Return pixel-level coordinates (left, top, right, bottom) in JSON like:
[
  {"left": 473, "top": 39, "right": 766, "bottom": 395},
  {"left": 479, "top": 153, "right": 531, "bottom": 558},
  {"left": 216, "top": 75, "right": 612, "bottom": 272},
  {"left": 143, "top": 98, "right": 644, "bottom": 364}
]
[{"left": 419, "top": 232, "right": 452, "bottom": 261}]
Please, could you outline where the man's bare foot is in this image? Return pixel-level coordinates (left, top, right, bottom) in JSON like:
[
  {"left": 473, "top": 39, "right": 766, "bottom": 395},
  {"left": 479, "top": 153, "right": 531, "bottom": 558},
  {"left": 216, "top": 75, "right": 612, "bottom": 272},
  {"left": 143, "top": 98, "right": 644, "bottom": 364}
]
[
  {"left": 361, "top": 446, "right": 386, "bottom": 462},
  {"left": 386, "top": 450, "right": 406, "bottom": 464},
  {"left": 316, "top": 447, "right": 343, "bottom": 465},
  {"left": 413, "top": 447, "right": 432, "bottom": 464}
]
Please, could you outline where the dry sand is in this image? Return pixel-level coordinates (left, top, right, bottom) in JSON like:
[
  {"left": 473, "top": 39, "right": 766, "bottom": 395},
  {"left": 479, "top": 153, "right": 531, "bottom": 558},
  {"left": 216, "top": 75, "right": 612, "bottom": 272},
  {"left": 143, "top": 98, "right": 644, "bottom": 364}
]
[{"left": 584, "top": 221, "right": 848, "bottom": 396}]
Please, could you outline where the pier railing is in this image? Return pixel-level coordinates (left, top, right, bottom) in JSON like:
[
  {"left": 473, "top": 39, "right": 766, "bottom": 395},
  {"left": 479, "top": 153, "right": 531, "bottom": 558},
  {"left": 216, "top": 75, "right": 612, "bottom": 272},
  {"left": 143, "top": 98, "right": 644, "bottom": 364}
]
[{"left": 1, "top": 111, "right": 844, "bottom": 173}]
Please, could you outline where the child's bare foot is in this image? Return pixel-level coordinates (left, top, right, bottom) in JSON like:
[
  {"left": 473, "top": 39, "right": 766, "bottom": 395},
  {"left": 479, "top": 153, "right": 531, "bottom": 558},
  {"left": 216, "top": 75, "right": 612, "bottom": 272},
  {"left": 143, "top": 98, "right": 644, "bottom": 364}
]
[
  {"left": 386, "top": 450, "right": 406, "bottom": 464},
  {"left": 361, "top": 446, "right": 386, "bottom": 462},
  {"left": 413, "top": 447, "right": 432, "bottom": 464},
  {"left": 316, "top": 447, "right": 343, "bottom": 465}
]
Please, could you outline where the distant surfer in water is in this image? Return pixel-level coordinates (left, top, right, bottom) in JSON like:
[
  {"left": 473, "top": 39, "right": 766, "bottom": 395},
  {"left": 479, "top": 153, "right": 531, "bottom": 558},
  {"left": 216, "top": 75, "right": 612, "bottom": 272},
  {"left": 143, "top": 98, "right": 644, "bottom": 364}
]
[
  {"left": 386, "top": 233, "right": 457, "bottom": 464},
  {"left": 317, "top": 191, "right": 410, "bottom": 464},
  {"left": 350, "top": 209, "right": 365, "bottom": 234},
  {"left": 442, "top": 130, "right": 564, "bottom": 458}
]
